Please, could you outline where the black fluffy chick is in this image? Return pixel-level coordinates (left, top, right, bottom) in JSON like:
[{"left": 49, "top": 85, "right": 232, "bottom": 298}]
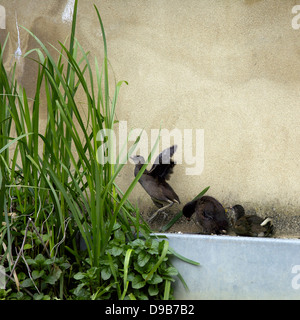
[{"left": 183, "top": 195, "right": 229, "bottom": 235}]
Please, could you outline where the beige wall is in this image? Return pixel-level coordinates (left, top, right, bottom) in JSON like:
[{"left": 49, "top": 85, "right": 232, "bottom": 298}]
[{"left": 1, "top": 0, "right": 300, "bottom": 232}]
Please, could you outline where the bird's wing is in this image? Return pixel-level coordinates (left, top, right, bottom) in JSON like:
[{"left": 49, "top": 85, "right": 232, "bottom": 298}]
[
  {"left": 197, "top": 201, "right": 215, "bottom": 220},
  {"left": 160, "top": 180, "right": 180, "bottom": 203},
  {"left": 148, "top": 145, "right": 177, "bottom": 180},
  {"left": 137, "top": 175, "right": 168, "bottom": 202},
  {"left": 138, "top": 173, "right": 180, "bottom": 203},
  {"left": 202, "top": 210, "right": 214, "bottom": 220},
  {"left": 153, "top": 145, "right": 177, "bottom": 165}
]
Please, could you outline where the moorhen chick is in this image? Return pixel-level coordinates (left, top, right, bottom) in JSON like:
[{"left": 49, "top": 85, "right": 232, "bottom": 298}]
[
  {"left": 131, "top": 145, "right": 180, "bottom": 222},
  {"left": 226, "top": 204, "right": 274, "bottom": 237},
  {"left": 182, "top": 195, "right": 229, "bottom": 234}
]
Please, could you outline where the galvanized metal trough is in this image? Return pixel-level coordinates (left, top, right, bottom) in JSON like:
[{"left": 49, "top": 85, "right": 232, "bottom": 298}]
[{"left": 163, "top": 233, "right": 300, "bottom": 299}]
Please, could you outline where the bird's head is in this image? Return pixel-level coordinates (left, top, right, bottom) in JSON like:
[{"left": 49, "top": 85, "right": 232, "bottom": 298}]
[
  {"left": 225, "top": 204, "right": 245, "bottom": 225},
  {"left": 182, "top": 200, "right": 197, "bottom": 220},
  {"left": 130, "top": 155, "right": 146, "bottom": 165}
]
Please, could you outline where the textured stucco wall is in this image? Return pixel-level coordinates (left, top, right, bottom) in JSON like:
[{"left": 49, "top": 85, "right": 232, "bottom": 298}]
[{"left": 1, "top": 0, "right": 300, "bottom": 234}]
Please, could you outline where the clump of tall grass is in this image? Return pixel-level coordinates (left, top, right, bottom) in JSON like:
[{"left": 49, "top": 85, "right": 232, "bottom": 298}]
[{"left": 0, "top": 1, "right": 199, "bottom": 299}]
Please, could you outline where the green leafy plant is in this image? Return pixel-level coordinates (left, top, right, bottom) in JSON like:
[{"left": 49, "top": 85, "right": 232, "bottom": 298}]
[
  {"left": 17, "top": 254, "right": 70, "bottom": 299},
  {"left": 0, "top": 1, "right": 200, "bottom": 300},
  {"left": 2, "top": 251, "right": 71, "bottom": 300},
  {"left": 72, "top": 224, "right": 183, "bottom": 300}
]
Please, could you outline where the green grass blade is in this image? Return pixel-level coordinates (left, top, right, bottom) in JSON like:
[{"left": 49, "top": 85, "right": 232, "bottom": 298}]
[
  {"left": 175, "top": 269, "right": 190, "bottom": 292},
  {"left": 168, "top": 247, "right": 200, "bottom": 266},
  {"left": 0, "top": 133, "right": 33, "bottom": 154},
  {"left": 145, "top": 240, "right": 169, "bottom": 282},
  {"left": 0, "top": 165, "right": 5, "bottom": 226},
  {"left": 120, "top": 248, "right": 133, "bottom": 300},
  {"left": 107, "top": 252, "right": 121, "bottom": 298},
  {"left": 163, "top": 280, "right": 171, "bottom": 300}
]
